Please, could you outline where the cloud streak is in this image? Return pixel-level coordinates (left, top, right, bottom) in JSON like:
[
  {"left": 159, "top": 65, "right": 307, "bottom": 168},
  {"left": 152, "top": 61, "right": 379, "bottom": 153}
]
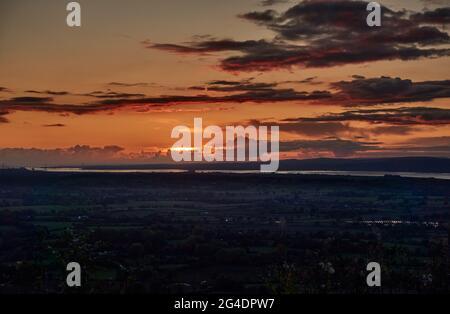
[
  {"left": 286, "top": 107, "right": 450, "bottom": 125},
  {"left": 330, "top": 76, "right": 450, "bottom": 106},
  {"left": 43, "top": 123, "right": 66, "bottom": 128},
  {"left": 1, "top": 76, "right": 449, "bottom": 117}
]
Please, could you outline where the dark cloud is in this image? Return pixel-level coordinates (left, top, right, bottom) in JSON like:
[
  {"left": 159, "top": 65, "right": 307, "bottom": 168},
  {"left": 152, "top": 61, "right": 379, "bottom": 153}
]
[
  {"left": 295, "top": 77, "right": 320, "bottom": 84},
  {"left": 279, "top": 121, "right": 353, "bottom": 136},
  {"left": 0, "top": 97, "right": 129, "bottom": 115},
  {"left": 288, "top": 107, "right": 450, "bottom": 125},
  {"left": 370, "top": 125, "right": 417, "bottom": 136},
  {"left": 150, "top": 1, "right": 450, "bottom": 72},
  {"left": 0, "top": 84, "right": 331, "bottom": 116},
  {"left": 107, "top": 82, "right": 152, "bottom": 87},
  {"left": 279, "top": 137, "right": 450, "bottom": 158},
  {"left": 243, "top": 10, "right": 279, "bottom": 23},
  {"left": 43, "top": 124, "right": 66, "bottom": 127},
  {"left": 239, "top": 116, "right": 418, "bottom": 138},
  {"left": 67, "top": 145, "right": 124, "bottom": 155},
  {"left": 97, "top": 75, "right": 450, "bottom": 110},
  {"left": 412, "top": 7, "right": 450, "bottom": 24},
  {"left": 81, "top": 91, "right": 146, "bottom": 99},
  {"left": 96, "top": 88, "right": 332, "bottom": 107},
  {"left": 148, "top": 39, "right": 283, "bottom": 56},
  {"left": 278, "top": 77, "right": 323, "bottom": 86},
  {"left": 11, "top": 97, "right": 53, "bottom": 103},
  {"left": 189, "top": 80, "right": 278, "bottom": 92},
  {"left": 24, "top": 89, "right": 148, "bottom": 99},
  {"left": 260, "top": 0, "right": 289, "bottom": 7},
  {"left": 190, "top": 77, "right": 323, "bottom": 92},
  {"left": 330, "top": 76, "right": 450, "bottom": 106},
  {"left": 280, "top": 138, "right": 381, "bottom": 157},
  {"left": 23, "top": 89, "right": 149, "bottom": 99},
  {"left": 197, "top": 76, "right": 450, "bottom": 106},
  {"left": 238, "top": 118, "right": 354, "bottom": 137},
  {"left": 25, "top": 90, "right": 70, "bottom": 96},
  {"left": 222, "top": 44, "right": 449, "bottom": 72}
]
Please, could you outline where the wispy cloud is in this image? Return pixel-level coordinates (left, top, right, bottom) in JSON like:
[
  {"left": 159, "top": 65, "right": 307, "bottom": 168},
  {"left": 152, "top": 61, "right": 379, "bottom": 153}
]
[
  {"left": 329, "top": 76, "right": 450, "bottom": 106},
  {"left": 260, "top": 0, "right": 289, "bottom": 7},
  {"left": 285, "top": 107, "right": 450, "bottom": 125},
  {"left": 1, "top": 76, "right": 449, "bottom": 118},
  {"left": 43, "top": 123, "right": 66, "bottom": 128},
  {"left": 25, "top": 90, "right": 70, "bottom": 96},
  {"left": 107, "top": 82, "right": 153, "bottom": 87}
]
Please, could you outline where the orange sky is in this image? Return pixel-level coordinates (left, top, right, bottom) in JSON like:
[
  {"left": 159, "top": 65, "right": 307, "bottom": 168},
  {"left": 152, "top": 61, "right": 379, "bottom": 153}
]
[{"left": 0, "top": 0, "right": 449, "bottom": 166}]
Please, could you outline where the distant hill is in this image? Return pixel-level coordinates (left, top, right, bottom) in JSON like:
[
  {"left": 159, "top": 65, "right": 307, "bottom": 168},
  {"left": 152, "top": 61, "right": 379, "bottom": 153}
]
[
  {"left": 80, "top": 157, "right": 450, "bottom": 173},
  {"left": 278, "top": 157, "right": 450, "bottom": 173}
]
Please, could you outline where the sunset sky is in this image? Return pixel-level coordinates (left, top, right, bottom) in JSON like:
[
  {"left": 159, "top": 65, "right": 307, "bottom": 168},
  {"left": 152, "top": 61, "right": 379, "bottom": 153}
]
[{"left": 0, "top": 0, "right": 449, "bottom": 166}]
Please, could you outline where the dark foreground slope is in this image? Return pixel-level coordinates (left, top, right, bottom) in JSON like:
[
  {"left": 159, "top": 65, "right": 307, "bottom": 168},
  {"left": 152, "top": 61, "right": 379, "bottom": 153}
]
[{"left": 0, "top": 170, "right": 448, "bottom": 294}]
